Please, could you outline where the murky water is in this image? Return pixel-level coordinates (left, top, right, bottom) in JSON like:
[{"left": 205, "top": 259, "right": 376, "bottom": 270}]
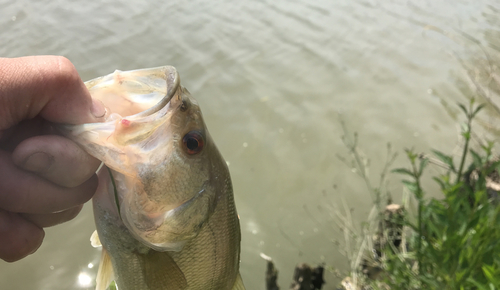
[{"left": 1, "top": 0, "right": 499, "bottom": 289}]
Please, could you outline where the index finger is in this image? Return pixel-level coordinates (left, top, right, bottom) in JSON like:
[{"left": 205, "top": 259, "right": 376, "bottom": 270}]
[{"left": 0, "top": 56, "right": 105, "bottom": 131}]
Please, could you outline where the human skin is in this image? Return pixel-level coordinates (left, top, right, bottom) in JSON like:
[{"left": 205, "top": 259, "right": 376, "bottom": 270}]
[{"left": 0, "top": 56, "right": 106, "bottom": 262}]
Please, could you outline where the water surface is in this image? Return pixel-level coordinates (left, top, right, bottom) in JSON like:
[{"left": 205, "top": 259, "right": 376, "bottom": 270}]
[{"left": 1, "top": 0, "right": 499, "bottom": 289}]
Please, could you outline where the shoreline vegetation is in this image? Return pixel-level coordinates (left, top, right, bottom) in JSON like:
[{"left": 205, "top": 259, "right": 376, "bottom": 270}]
[
  {"left": 263, "top": 100, "right": 500, "bottom": 290},
  {"left": 262, "top": 30, "right": 500, "bottom": 288},
  {"left": 340, "top": 99, "right": 500, "bottom": 289}
]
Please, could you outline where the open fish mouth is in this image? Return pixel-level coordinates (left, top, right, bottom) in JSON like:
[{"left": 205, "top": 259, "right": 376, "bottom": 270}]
[
  {"left": 81, "top": 66, "right": 181, "bottom": 148},
  {"left": 58, "top": 66, "right": 183, "bottom": 176},
  {"left": 86, "top": 66, "right": 180, "bottom": 119}
]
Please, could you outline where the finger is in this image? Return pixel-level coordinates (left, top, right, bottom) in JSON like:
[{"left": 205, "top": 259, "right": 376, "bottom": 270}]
[
  {"left": 0, "top": 56, "right": 105, "bottom": 130},
  {"left": 0, "top": 209, "right": 44, "bottom": 262},
  {"left": 12, "top": 135, "right": 101, "bottom": 187},
  {"left": 20, "top": 205, "right": 83, "bottom": 228},
  {"left": 0, "top": 150, "right": 97, "bottom": 214},
  {"left": 0, "top": 117, "right": 45, "bottom": 152}
]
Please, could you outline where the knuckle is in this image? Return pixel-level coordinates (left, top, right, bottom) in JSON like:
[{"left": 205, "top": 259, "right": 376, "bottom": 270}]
[{"left": 54, "top": 56, "right": 80, "bottom": 85}]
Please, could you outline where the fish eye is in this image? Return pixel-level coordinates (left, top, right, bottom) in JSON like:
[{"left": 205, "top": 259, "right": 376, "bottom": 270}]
[{"left": 182, "top": 131, "right": 204, "bottom": 154}]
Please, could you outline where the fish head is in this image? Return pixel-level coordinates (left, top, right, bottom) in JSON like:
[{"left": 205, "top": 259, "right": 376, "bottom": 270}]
[{"left": 62, "top": 66, "right": 229, "bottom": 252}]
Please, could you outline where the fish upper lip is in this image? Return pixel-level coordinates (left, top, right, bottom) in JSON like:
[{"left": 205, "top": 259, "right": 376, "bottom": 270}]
[{"left": 133, "top": 68, "right": 180, "bottom": 118}]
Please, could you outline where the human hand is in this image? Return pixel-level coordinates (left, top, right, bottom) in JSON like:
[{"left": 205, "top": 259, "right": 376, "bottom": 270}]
[{"left": 0, "top": 56, "right": 106, "bottom": 262}]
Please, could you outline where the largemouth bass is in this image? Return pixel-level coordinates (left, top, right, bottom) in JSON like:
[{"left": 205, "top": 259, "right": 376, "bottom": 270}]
[{"left": 61, "top": 66, "right": 244, "bottom": 290}]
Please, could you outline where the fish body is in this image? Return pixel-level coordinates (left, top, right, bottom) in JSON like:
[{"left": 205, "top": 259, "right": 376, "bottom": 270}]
[{"left": 62, "top": 67, "right": 244, "bottom": 290}]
